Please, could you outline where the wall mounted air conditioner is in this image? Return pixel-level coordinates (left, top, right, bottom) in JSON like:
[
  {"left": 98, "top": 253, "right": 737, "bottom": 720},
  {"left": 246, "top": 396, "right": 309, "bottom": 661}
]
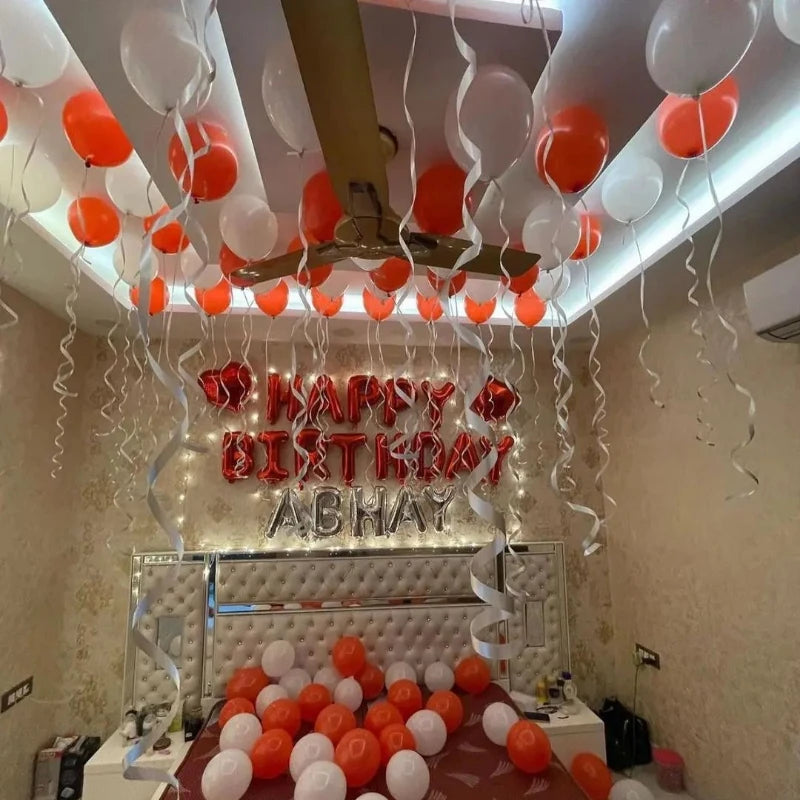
[{"left": 744, "top": 253, "right": 800, "bottom": 343}]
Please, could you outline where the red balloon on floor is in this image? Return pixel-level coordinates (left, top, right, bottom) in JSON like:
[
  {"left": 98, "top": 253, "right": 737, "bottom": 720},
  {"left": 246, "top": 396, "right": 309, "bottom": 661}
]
[
  {"left": 130, "top": 277, "right": 169, "bottom": 316},
  {"left": 387, "top": 679, "right": 423, "bottom": 721},
  {"left": 535, "top": 106, "right": 609, "bottom": 193},
  {"left": 332, "top": 636, "right": 367, "bottom": 677},
  {"left": 334, "top": 728, "right": 381, "bottom": 788},
  {"left": 364, "top": 701, "right": 404, "bottom": 737},
  {"left": 454, "top": 655, "right": 490, "bottom": 694},
  {"left": 298, "top": 683, "right": 332, "bottom": 723},
  {"left": 378, "top": 722, "right": 416, "bottom": 765},
  {"left": 414, "top": 163, "right": 465, "bottom": 235},
  {"left": 68, "top": 197, "right": 120, "bottom": 247},
  {"left": 144, "top": 206, "right": 189, "bottom": 254},
  {"left": 62, "top": 90, "right": 132, "bottom": 167},
  {"left": 168, "top": 120, "right": 238, "bottom": 201},
  {"left": 657, "top": 75, "right": 739, "bottom": 159},
  {"left": 425, "top": 690, "right": 464, "bottom": 734},
  {"left": 218, "top": 697, "right": 255, "bottom": 729},
  {"left": 357, "top": 662, "right": 385, "bottom": 700},
  {"left": 570, "top": 752, "right": 613, "bottom": 800},
  {"left": 507, "top": 720, "right": 552, "bottom": 774},
  {"left": 315, "top": 703, "right": 357, "bottom": 745},
  {"left": 225, "top": 667, "right": 269, "bottom": 704},
  {"left": 261, "top": 698, "right": 301, "bottom": 738},
  {"left": 251, "top": 729, "right": 293, "bottom": 779},
  {"left": 302, "top": 171, "right": 342, "bottom": 242}
]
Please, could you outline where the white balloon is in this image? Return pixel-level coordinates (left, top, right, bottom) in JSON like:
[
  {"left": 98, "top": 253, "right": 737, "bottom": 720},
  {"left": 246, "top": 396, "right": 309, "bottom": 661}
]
[
  {"left": 646, "top": 0, "right": 761, "bottom": 96},
  {"left": 313, "top": 666, "right": 342, "bottom": 694},
  {"left": 333, "top": 677, "right": 363, "bottom": 712},
  {"left": 219, "top": 713, "right": 262, "bottom": 753},
  {"left": 0, "top": 2, "right": 68, "bottom": 88},
  {"left": 357, "top": 795, "right": 389, "bottom": 800},
  {"left": 105, "top": 157, "right": 164, "bottom": 217},
  {"left": 262, "top": 42, "right": 320, "bottom": 152},
  {"left": 0, "top": 145, "right": 61, "bottom": 215},
  {"left": 385, "top": 662, "right": 416, "bottom": 688},
  {"left": 481, "top": 702, "right": 518, "bottom": 746},
  {"left": 219, "top": 194, "right": 279, "bottom": 261},
  {"left": 601, "top": 155, "right": 663, "bottom": 224},
  {"left": 609, "top": 778, "right": 656, "bottom": 800},
  {"left": 534, "top": 263, "right": 571, "bottom": 302},
  {"left": 405, "top": 710, "right": 447, "bottom": 756},
  {"left": 352, "top": 257, "right": 381, "bottom": 272},
  {"left": 423, "top": 662, "right": 454, "bottom": 693},
  {"left": 445, "top": 64, "right": 533, "bottom": 180},
  {"left": 120, "top": 6, "right": 210, "bottom": 114},
  {"left": 113, "top": 222, "right": 149, "bottom": 286},
  {"left": 521, "top": 200, "right": 581, "bottom": 271},
  {"left": 201, "top": 749, "right": 253, "bottom": 800},
  {"left": 385, "top": 750, "right": 430, "bottom": 800},
  {"left": 181, "top": 248, "right": 223, "bottom": 290},
  {"left": 293, "top": 761, "right": 347, "bottom": 800},
  {"left": 255, "top": 684, "right": 289, "bottom": 718},
  {"left": 465, "top": 278, "right": 498, "bottom": 304},
  {"left": 261, "top": 640, "right": 295, "bottom": 678},
  {"left": 775, "top": 0, "right": 800, "bottom": 43},
  {"left": 289, "top": 732, "right": 336, "bottom": 782},
  {"left": 280, "top": 667, "right": 311, "bottom": 699}
]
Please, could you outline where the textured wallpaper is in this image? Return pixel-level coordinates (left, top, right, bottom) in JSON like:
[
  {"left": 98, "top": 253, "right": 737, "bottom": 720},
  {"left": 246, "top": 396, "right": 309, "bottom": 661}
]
[
  {"left": 0, "top": 287, "right": 91, "bottom": 800},
  {"left": 602, "top": 278, "right": 800, "bottom": 800},
  {"left": 54, "top": 327, "right": 616, "bottom": 739}
]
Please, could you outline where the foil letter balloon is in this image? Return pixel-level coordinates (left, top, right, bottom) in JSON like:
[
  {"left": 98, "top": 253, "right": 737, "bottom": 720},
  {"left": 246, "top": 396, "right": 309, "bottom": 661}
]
[
  {"left": 387, "top": 487, "right": 427, "bottom": 535},
  {"left": 422, "top": 486, "right": 456, "bottom": 532},
  {"left": 413, "top": 431, "right": 446, "bottom": 482},
  {"left": 266, "top": 489, "right": 311, "bottom": 539},
  {"left": 312, "top": 487, "right": 344, "bottom": 537},
  {"left": 445, "top": 432, "right": 481, "bottom": 480},
  {"left": 327, "top": 432, "right": 367, "bottom": 486},
  {"left": 221, "top": 432, "right": 255, "bottom": 483},
  {"left": 420, "top": 381, "right": 455, "bottom": 431},
  {"left": 383, "top": 378, "right": 417, "bottom": 427},
  {"left": 350, "top": 487, "right": 386, "bottom": 538},
  {"left": 257, "top": 431, "right": 290, "bottom": 484},
  {"left": 295, "top": 428, "right": 330, "bottom": 484},
  {"left": 347, "top": 375, "right": 385, "bottom": 424}
]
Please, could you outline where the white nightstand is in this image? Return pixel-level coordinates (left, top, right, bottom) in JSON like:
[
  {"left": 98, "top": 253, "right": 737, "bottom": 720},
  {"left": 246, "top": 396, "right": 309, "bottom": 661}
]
[
  {"left": 83, "top": 730, "right": 191, "bottom": 800},
  {"left": 510, "top": 692, "right": 607, "bottom": 770}
]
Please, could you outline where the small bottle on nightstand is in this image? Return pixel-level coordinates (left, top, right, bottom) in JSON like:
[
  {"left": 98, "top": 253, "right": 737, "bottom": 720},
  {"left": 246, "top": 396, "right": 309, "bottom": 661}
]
[
  {"left": 561, "top": 671, "right": 578, "bottom": 713},
  {"left": 535, "top": 679, "right": 549, "bottom": 706}
]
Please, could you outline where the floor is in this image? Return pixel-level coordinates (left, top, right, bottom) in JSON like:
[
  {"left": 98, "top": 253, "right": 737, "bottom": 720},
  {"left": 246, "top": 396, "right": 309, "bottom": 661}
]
[{"left": 615, "top": 765, "right": 695, "bottom": 799}]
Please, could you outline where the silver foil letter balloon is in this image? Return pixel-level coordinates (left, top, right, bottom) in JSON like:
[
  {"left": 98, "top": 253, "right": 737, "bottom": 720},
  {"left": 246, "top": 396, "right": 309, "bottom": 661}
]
[
  {"left": 265, "top": 488, "right": 312, "bottom": 538},
  {"left": 422, "top": 485, "right": 456, "bottom": 532},
  {"left": 387, "top": 486, "right": 427, "bottom": 534},
  {"left": 349, "top": 486, "right": 386, "bottom": 538},
  {"left": 312, "top": 486, "right": 344, "bottom": 537}
]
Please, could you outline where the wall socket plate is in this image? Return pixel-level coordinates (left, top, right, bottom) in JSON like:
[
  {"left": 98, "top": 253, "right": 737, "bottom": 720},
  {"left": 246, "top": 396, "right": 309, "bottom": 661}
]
[
  {"left": 1, "top": 676, "right": 33, "bottom": 713},
  {"left": 634, "top": 643, "right": 661, "bottom": 669}
]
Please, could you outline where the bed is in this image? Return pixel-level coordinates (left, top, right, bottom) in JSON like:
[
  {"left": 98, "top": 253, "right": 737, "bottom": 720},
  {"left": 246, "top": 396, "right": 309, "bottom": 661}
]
[{"left": 123, "top": 544, "right": 589, "bottom": 799}]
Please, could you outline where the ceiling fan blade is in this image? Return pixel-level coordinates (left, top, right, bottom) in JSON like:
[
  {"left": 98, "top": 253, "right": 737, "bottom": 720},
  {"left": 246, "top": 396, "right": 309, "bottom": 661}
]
[
  {"left": 409, "top": 234, "right": 540, "bottom": 278},
  {"left": 233, "top": 242, "right": 349, "bottom": 287},
  {"left": 281, "top": 0, "right": 391, "bottom": 219}
]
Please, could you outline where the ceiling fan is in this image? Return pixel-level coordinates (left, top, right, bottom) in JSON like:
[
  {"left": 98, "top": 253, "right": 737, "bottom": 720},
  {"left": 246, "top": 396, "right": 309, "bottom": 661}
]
[{"left": 233, "top": 0, "right": 538, "bottom": 288}]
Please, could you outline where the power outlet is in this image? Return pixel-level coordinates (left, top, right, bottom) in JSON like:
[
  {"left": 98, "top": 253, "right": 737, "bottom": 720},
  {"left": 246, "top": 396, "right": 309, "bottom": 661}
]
[
  {"left": 1, "top": 676, "right": 33, "bottom": 713},
  {"left": 634, "top": 643, "right": 661, "bottom": 669}
]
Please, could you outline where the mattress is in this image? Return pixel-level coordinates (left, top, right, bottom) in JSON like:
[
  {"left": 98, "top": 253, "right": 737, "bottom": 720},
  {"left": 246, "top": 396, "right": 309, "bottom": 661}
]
[{"left": 158, "top": 683, "right": 589, "bottom": 800}]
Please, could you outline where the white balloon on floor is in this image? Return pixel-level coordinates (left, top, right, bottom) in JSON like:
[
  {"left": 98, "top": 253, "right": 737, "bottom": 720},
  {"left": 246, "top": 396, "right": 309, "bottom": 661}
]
[
  {"left": 0, "top": 145, "right": 61, "bottom": 215},
  {"left": 609, "top": 778, "right": 656, "bottom": 800},
  {"left": 201, "top": 749, "right": 253, "bottom": 800},
  {"left": 314, "top": 666, "right": 342, "bottom": 694},
  {"left": 219, "top": 194, "right": 279, "bottom": 261},
  {"left": 290, "top": 732, "right": 336, "bottom": 782},
  {"left": 481, "top": 702, "right": 518, "bottom": 746},
  {"left": 334, "top": 677, "right": 363, "bottom": 712},
  {"left": 385, "top": 750, "right": 430, "bottom": 800},
  {"left": 423, "top": 662, "right": 454, "bottom": 693},
  {"left": 385, "top": 661, "right": 416, "bottom": 688},
  {"left": 219, "top": 712, "right": 262, "bottom": 753},
  {"left": 294, "top": 761, "right": 347, "bottom": 800},
  {"left": 405, "top": 710, "right": 447, "bottom": 756},
  {"left": 280, "top": 667, "right": 312, "bottom": 699},
  {"left": 261, "top": 639, "right": 295, "bottom": 678},
  {"left": 255, "top": 684, "right": 289, "bottom": 718}
]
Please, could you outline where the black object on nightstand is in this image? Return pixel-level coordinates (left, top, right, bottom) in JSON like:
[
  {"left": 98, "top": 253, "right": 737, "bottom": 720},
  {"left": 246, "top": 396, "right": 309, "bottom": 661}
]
[{"left": 57, "top": 736, "right": 100, "bottom": 799}]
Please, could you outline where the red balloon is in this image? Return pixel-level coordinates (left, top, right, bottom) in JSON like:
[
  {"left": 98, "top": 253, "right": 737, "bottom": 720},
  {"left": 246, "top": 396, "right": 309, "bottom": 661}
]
[
  {"left": 130, "top": 276, "right": 169, "bottom": 316},
  {"left": 62, "top": 90, "right": 132, "bottom": 167},
  {"left": 287, "top": 236, "right": 333, "bottom": 288},
  {"left": 658, "top": 75, "right": 739, "bottom": 159},
  {"left": 515, "top": 290, "right": 547, "bottom": 328},
  {"left": 294, "top": 427, "right": 330, "bottom": 484},
  {"left": 444, "top": 431, "right": 480, "bottom": 480},
  {"left": 261, "top": 698, "right": 301, "bottom": 738},
  {"left": 363, "top": 287, "right": 395, "bottom": 321},
  {"left": 226, "top": 667, "right": 269, "bottom": 704},
  {"left": 302, "top": 171, "right": 342, "bottom": 242},
  {"left": 471, "top": 376, "right": 520, "bottom": 422},
  {"left": 501, "top": 264, "right": 540, "bottom": 295},
  {"left": 195, "top": 278, "right": 231, "bottom": 316},
  {"left": 570, "top": 215, "right": 602, "bottom": 260},
  {"left": 416, "top": 292, "right": 443, "bottom": 322},
  {"left": 218, "top": 697, "right": 255, "bottom": 729},
  {"left": 251, "top": 729, "right": 293, "bottom": 779},
  {"left": 198, "top": 361, "right": 254, "bottom": 412},
  {"left": 383, "top": 377, "right": 416, "bottom": 427},
  {"left": 426, "top": 690, "right": 464, "bottom": 734},
  {"left": 454, "top": 655, "right": 491, "bottom": 695},
  {"left": 143, "top": 206, "right": 189, "bottom": 254},
  {"left": 311, "top": 286, "right": 343, "bottom": 317},
  {"left": 315, "top": 703, "right": 357, "bottom": 745},
  {"left": 257, "top": 431, "right": 290, "bottom": 483},
  {"left": 570, "top": 752, "right": 613, "bottom": 800},
  {"left": 378, "top": 723, "right": 416, "bottom": 765},
  {"left": 364, "top": 701, "right": 404, "bottom": 737},
  {"left": 219, "top": 243, "right": 250, "bottom": 289},
  {"left": 298, "top": 683, "right": 333, "bottom": 724},
  {"left": 370, "top": 258, "right": 411, "bottom": 294},
  {"left": 414, "top": 163, "right": 465, "bottom": 235},
  {"left": 327, "top": 433, "right": 367, "bottom": 486},
  {"left": 535, "top": 105, "right": 609, "bottom": 193},
  {"left": 420, "top": 380, "right": 455, "bottom": 431},
  {"left": 465, "top": 295, "right": 496, "bottom": 324},
  {"left": 507, "top": 719, "right": 552, "bottom": 774},
  {"left": 0, "top": 100, "right": 7, "bottom": 142},
  {"left": 334, "top": 728, "right": 381, "bottom": 788},
  {"left": 221, "top": 431, "right": 255, "bottom": 483},
  {"left": 427, "top": 268, "right": 466, "bottom": 297},
  {"left": 347, "top": 375, "right": 385, "bottom": 425},
  {"left": 357, "top": 663, "right": 385, "bottom": 700},
  {"left": 255, "top": 279, "right": 289, "bottom": 317},
  {"left": 68, "top": 196, "right": 120, "bottom": 247},
  {"left": 168, "top": 120, "right": 238, "bottom": 201},
  {"left": 387, "top": 680, "right": 423, "bottom": 721},
  {"left": 412, "top": 431, "right": 446, "bottom": 481},
  {"left": 375, "top": 432, "right": 408, "bottom": 482},
  {"left": 332, "top": 636, "right": 366, "bottom": 677},
  {"left": 307, "top": 375, "right": 345, "bottom": 424}
]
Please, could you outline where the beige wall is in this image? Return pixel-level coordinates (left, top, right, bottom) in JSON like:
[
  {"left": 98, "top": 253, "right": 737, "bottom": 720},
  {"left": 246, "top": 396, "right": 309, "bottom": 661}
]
[
  {"left": 602, "top": 248, "right": 800, "bottom": 799},
  {"left": 0, "top": 287, "right": 91, "bottom": 800}
]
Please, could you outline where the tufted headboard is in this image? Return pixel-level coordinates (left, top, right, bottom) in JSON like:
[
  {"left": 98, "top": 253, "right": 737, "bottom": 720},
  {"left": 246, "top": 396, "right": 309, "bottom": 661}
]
[{"left": 123, "top": 543, "right": 568, "bottom": 711}]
